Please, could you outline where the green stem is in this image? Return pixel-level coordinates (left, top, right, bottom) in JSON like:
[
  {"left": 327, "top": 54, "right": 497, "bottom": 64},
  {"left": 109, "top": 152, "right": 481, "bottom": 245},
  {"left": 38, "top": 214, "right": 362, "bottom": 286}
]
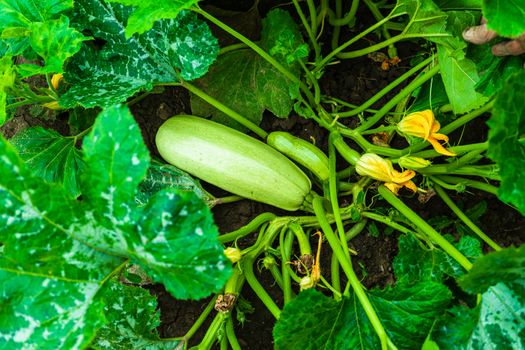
[
  {"left": 328, "top": 0, "right": 360, "bottom": 26},
  {"left": 356, "top": 63, "right": 440, "bottom": 132},
  {"left": 344, "top": 131, "right": 402, "bottom": 157},
  {"left": 434, "top": 175, "right": 498, "bottom": 195},
  {"left": 291, "top": 0, "right": 321, "bottom": 59},
  {"left": 361, "top": 212, "right": 414, "bottom": 235},
  {"left": 433, "top": 185, "right": 502, "bottom": 251},
  {"left": 337, "top": 56, "right": 434, "bottom": 117},
  {"left": 269, "top": 263, "right": 285, "bottom": 290},
  {"left": 378, "top": 186, "right": 473, "bottom": 270},
  {"left": 418, "top": 165, "right": 500, "bottom": 181},
  {"left": 315, "top": 12, "right": 398, "bottom": 72},
  {"left": 281, "top": 230, "right": 295, "bottom": 304},
  {"left": 306, "top": 0, "right": 318, "bottom": 35},
  {"left": 219, "top": 213, "right": 276, "bottom": 243},
  {"left": 440, "top": 101, "right": 494, "bottom": 135},
  {"left": 193, "top": 7, "right": 315, "bottom": 104},
  {"left": 363, "top": 0, "right": 396, "bottom": 57},
  {"left": 219, "top": 43, "right": 248, "bottom": 55},
  {"left": 226, "top": 316, "right": 242, "bottom": 350},
  {"left": 181, "top": 81, "right": 267, "bottom": 139},
  {"left": 289, "top": 223, "right": 312, "bottom": 255},
  {"left": 405, "top": 142, "right": 488, "bottom": 159},
  {"left": 214, "top": 195, "right": 244, "bottom": 205},
  {"left": 345, "top": 219, "right": 368, "bottom": 240},
  {"left": 194, "top": 312, "right": 225, "bottom": 350},
  {"left": 330, "top": 0, "right": 343, "bottom": 50},
  {"left": 183, "top": 296, "right": 217, "bottom": 342},
  {"left": 242, "top": 256, "right": 281, "bottom": 319},
  {"left": 329, "top": 136, "right": 350, "bottom": 259},
  {"left": 312, "top": 196, "right": 390, "bottom": 350},
  {"left": 332, "top": 132, "right": 361, "bottom": 165},
  {"left": 299, "top": 59, "right": 321, "bottom": 106},
  {"left": 331, "top": 252, "right": 341, "bottom": 294},
  {"left": 337, "top": 33, "right": 449, "bottom": 59}
]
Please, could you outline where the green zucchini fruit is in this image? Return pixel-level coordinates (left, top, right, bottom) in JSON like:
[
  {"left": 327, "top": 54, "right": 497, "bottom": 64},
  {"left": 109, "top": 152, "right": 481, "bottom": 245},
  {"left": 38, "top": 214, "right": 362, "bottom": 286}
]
[
  {"left": 267, "top": 131, "right": 330, "bottom": 182},
  {"left": 155, "top": 116, "right": 312, "bottom": 211}
]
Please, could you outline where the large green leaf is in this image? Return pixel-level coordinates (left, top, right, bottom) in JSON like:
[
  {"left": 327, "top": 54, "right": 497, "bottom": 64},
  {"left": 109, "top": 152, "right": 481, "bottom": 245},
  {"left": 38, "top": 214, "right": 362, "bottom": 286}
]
[
  {"left": 273, "top": 282, "right": 451, "bottom": 350},
  {"left": 483, "top": 0, "right": 525, "bottom": 37},
  {"left": 10, "top": 127, "right": 84, "bottom": 198},
  {"left": 399, "top": 1, "right": 488, "bottom": 114},
  {"left": 19, "top": 16, "right": 88, "bottom": 76},
  {"left": 458, "top": 245, "right": 525, "bottom": 294},
  {"left": 78, "top": 104, "right": 150, "bottom": 254},
  {"left": 393, "top": 234, "right": 481, "bottom": 284},
  {"left": 60, "top": 0, "right": 218, "bottom": 108},
  {"left": 433, "top": 282, "right": 525, "bottom": 349},
  {"left": 136, "top": 159, "right": 215, "bottom": 207},
  {"left": 433, "top": 0, "right": 481, "bottom": 9},
  {"left": 106, "top": 0, "right": 200, "bottom": 37},
  {"left": 0, "top": 0, "right": 78, "bottom": 57},
  {"left": 0, "top": 271, "right": 106, "bottom": 350},
  {"left": 191, "top": 9, "right": 307, "bottom": 129},
  {"left": 0, "top": 105, "right": 231, "bottom": 348},
  {"left": 133, "top": 189, "right": 230, "bottom": 299},
  {"left": 487, "top": 70, "right": 525, "bottom": 215},
  {"left": 436, "top": 11, "right": 488, "bottom": 114},
  {"left": 92, "top": 282, "right": 182, "bottom": 350}
]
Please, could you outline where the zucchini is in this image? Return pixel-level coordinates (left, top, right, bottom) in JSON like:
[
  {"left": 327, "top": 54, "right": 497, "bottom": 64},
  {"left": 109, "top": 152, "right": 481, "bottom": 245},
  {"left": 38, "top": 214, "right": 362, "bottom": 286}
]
[
  {"left": 155, "top": 116, "right": 312, "bottom": 211},
  {"left": 267, "top": 131, "right": 330, "bottom": 182}
]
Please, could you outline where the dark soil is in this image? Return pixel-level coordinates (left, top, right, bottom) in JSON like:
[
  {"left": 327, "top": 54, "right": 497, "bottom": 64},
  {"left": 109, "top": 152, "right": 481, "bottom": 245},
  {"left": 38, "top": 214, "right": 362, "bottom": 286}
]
[{"left": 2, "top": 1, "right": 524, "bottom": 350}]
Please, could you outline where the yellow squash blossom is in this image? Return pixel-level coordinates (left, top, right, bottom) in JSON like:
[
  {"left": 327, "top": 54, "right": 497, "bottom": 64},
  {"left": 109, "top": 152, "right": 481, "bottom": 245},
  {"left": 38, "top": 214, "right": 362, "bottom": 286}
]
[
  {"left": 356, "top": 153, "right": 417, "bottom": 194},
  {"left": 398, "top": 110, "right": 456, "bottom": 156},
  {"left": 51, "top": 73, "right": 64, "bottom": 90}
]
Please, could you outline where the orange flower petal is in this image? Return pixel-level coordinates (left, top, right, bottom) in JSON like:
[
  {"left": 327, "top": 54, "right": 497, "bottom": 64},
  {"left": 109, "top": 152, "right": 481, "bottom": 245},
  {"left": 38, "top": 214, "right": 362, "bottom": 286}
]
[{"left": 428, "top": 137, "right": 456, "bottom": 156}]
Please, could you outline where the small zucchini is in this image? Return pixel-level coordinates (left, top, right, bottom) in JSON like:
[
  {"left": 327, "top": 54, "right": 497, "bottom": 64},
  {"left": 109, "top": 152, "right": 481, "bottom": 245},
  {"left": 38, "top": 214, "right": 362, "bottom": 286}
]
[
  {"left": 156, "top": 116, "right": 311, "bottom": 211},
  {"left": 267, "top": 131, "right": 330, "bottom": 182}
]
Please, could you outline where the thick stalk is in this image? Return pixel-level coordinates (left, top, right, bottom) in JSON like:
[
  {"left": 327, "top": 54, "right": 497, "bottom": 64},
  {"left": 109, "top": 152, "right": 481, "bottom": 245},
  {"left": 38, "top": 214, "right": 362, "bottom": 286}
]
[
  {"left": 378, "top": 186, "right": 473, "bottom": 270},
  {"left": 433, "top": 185, "right": 501, "bottom": 251},
  {"left": 242, "top": 255, "right": 281, "bottom": 319},
  {"left": 226, "top": 316, "right": 242, "bottom": 350},
  {"left": 183, "top": 297, "right": 217, "bottom": 342},
  {"left": 280, "top": 230, "right": 295, "bottom": 304},
  {"left": 312, "top": 196, "right": 390, "bottom": 350}
]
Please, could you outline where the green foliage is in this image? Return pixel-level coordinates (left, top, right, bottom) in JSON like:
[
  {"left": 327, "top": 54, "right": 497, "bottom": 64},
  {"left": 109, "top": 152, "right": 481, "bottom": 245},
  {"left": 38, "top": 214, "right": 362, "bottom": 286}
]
[
  {"left": 136, "top": 159, "right": 215, "bottom": 207},
  {"left": 106, "top": 0, "right": 200, "bottom": 37},
  {"left": 459, "top": 245, "right": 525, "bottom": 294},
  {"left": 393, "top": 234, "right": 482, "bottom": 283},
  {"left": 0, "top": 0, "right": 86, "bottom": 75},
  {"left": 10, "top": 127, "right": 84, "bottom": 198},
  {"left": 191, "top": 9, "right": 307, "bottom": 129},
  {"left": 433, "top": 245, "right": 525, "bottom": 349},
  {"left": 435, "top": 10, "right": 488, "bottom": 114},
  {"left": 487, "top": 70, "right": 525, "bottom": 215},
  {"left": 274, "top": 282, "right": 451, "bottom": 350},
  {"left": 0, "top": 55, "right": 16, "bottom": 125},
  {"left": 92, "top": 282, "right": 181, "bottom": 349},
  {"left": 483, "top": 0, "right": 525, "bottom": 37},
  {"left": 0, "top": 105, "right": 231, "bottom": 347},
  {"left": 60, "top": 0, "right": 218, "bottom": 108}
]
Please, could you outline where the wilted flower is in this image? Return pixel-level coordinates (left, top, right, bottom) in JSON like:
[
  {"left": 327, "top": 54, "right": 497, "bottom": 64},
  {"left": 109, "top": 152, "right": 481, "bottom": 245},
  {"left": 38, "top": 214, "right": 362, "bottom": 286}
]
[
  {"left": 398, "top": 110, "right": 456, "bottom": 156},
  {"left": 398, "top": 155, "right": 431, "bottom": 170},
  {"left": 356, "top": 153, "right": 417, "bottom": 194}
]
